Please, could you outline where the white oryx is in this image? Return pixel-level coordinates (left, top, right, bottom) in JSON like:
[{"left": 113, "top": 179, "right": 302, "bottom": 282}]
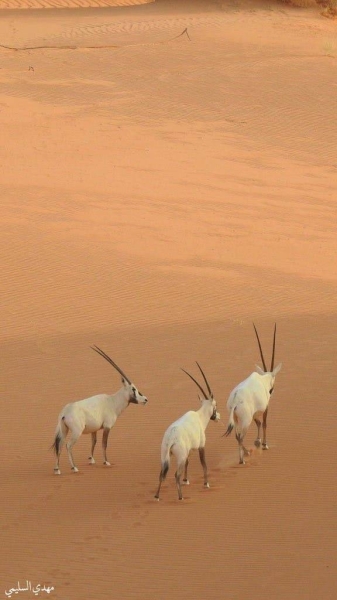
[
  {"left": 155, "top": 363, "right": 220, "bottom": 501},
  {"left": 224, "top": 324, "right": 282, "bottom": 464},
  {"left": 52, "top": 346, "right": 148, "bottom": 474}
]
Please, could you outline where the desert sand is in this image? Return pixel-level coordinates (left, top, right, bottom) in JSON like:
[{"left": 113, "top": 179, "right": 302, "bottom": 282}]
[{"left": 1, "top": 0, "right": 337, "bottom": 598}]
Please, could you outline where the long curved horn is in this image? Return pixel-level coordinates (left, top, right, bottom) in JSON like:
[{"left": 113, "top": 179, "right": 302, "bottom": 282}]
[
  {"left": 181, "top": 368, "right": 207, "bottom": 399},
  {"left": 195, "top": 362, "right": 213, "bottom": 398},
  {"left": 253, "top": 323, "right": 267, "bottom": 372},
  {"left": 91, "top": 345, "right": 132, "bottom": 384},
  {"left": 270, "top": 323, "right": 277, "bottom": 372}
]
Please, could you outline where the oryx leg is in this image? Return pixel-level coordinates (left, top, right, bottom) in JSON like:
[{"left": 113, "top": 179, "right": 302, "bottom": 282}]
[
  {"left": 183, "top": 458, "right": 190, "bottom": 485},
  {"left": 254, "top": 418, "right": 262, "bottom": 447},
  {"left": 154, "top": 461, "right": 170, "bottom": 501},
  {"left": 66, "top": 429, "right": 83, "bottom": 472},
  {"left": 235, "top": 429, "right": 249, "bottom": 464},
  {"left": 102, "top": 427, "right": 111, "bottom": 465},
  {"left": 175, "top": 461, "right": 185, "bottom": 500},
  {"left": 54, "top": 437, "right": 66, "bottom": 475},
  {"left": 88, "top": 432, "right": 97, "bottom": 464},
  {"left": 53, "top": 418, "right": 68, "bottom": 475},
  {"left": 262, "top": 408, "right": 269, "bottom": 449},
  {"left": 199, "top": 447, "right": 210, "bottom": 488}
]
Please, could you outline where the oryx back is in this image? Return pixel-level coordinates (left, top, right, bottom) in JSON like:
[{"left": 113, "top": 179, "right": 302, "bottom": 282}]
[
  {"left": 228, "top": 373, "right": 270, "bottom": 418},
  {"left": 161, "top": 411, "right": 204, "bottom": 464},
  {"left": 61, "top": 394, "right": 112, "bottom": 434}
]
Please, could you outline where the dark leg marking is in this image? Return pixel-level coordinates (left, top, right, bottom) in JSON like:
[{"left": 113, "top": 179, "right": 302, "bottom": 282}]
[
  {"left": 175, "top": 470, "right": 183, "bottom": 500},
  {"left": 102, "top": 428, "right": 111, "bottom": 464},
  {"left": 154, "top": 461, "right": 169, "bottom": 500},
  {"left": 175, "top": 463, "right": 185, "bottom": 500},
  {"left": 236, "top": 431, "right": 249, "bottom": 464},
  {"left": 199, "top": 447, "right": 209, "bottom": 488},
  {"left": 262, "top": 408, "right": 269, "bottom": 449},
  {"left": 254, "top": 418, "right": 262, "bottom": 447},
  {"left": 89, "top": 432, "right": 97, "bottom": 463},
  {"left": 183, "top": 458, "right": 189, "bottom": 484}
]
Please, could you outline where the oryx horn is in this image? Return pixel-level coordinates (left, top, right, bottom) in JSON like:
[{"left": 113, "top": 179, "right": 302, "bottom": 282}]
[
  {"left": 181, "top": 368, "right": 208, "bottom": 399},
  {"left": 91, "top": 345, "right": 132, "bottom": 384},
  {"left": 195, "top": 361, "right": 213, "bottom": 398},
  {"left": 253, "top": 323, "right": 267, "bottom": 372},
  {"left": 270, "top": 323, "right": 277, "bottom": 372}
]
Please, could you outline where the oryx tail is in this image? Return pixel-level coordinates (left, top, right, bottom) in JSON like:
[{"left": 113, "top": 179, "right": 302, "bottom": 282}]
[
  {"left": 159, "top": 433, "right": 175, "bottom": 481},
  {"left": 51, "top": 416, "right": 68, "bottom": 456},
  {"left": 225, "top": 408, "right": 235, "bottom": 437},
  {"left": 224, "top": 392, "right": 238, "bottom": 437}
]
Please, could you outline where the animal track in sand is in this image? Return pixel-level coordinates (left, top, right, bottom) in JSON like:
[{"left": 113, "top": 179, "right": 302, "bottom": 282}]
[{"left": 0, "top": 27, "right": 190, "bottom": 51}]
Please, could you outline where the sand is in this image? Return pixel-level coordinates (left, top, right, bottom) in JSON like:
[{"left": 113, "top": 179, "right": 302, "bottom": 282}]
[{"left": 1, "top": 0, "right": 337, "bottom": 598}]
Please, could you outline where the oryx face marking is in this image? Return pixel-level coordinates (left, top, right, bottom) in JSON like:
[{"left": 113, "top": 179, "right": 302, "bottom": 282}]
[{"left": 128, "top": 384, "right": 148, "bottom": 405}]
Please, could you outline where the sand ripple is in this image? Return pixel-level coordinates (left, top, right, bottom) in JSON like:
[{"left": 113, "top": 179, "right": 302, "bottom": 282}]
[{"left": 0, "top": 0, "right": 152, "bottom": 9}]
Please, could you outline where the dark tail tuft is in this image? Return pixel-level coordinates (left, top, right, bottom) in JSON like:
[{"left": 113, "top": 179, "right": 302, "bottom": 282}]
[
  {"left": 161, "top": 460, "right": 169, "bottom": 481},
  {"left": 223, "top": 423, "right": 234, "bottom": 438},
  {"left": 51, "top": 433, "right": 61, "bottom": 455}
]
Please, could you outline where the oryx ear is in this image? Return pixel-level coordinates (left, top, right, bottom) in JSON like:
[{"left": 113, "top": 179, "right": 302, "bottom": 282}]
[
  {"left": 121, "top": 377, "right": 127, "bottom": 386},
  {"left": 272, "top": 363, "right": 282, "bottom": 376},
  {"left": 198, "top": 394, "right": 203, "bottom": 403},
  {"left": 255, "top": 365, "right": 265, "bottom": 375}
]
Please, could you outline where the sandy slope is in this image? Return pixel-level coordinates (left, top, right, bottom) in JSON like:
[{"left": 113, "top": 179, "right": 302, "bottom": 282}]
[
  {"left": 0, "top": 0, "right": 152, "bottom": 9},
  {"left": 1, "top": 1, "right": 337, "bottom": 599}
]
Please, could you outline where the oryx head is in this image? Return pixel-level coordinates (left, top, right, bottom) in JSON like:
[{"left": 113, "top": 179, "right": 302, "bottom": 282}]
[
  {"left": 253, "top": 323, "right": 282, "bottom": 394},
  {"left": 181, "top": 362, "right": 220, "bottom": 421},
  {"left": 91, "top": 345, "right": 148, "bottom": 405}
]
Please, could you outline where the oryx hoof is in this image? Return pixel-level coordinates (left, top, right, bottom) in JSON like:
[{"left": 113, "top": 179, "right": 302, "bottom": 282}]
[
  {"left": 262, "top": 444, "right": 269, "bottom": 450},
  {"left": 239, "top": 460, "right": 246, "bottom": 465},
  {"left": 104, "top": 461, "right": 111, "bottom": 466},
  {"left": 71, "top": 467, "right": 79, "bottom": 473},
  {"left": 54, "top": 468, "right": 61, "bottom": 475},
  {"left": 182, "top": 479, "right": 190, "bottom": 485},
  {"left": 243, "top": 449, "right": 251, "bottom": 457},
  {"left": 254, "top": 439, "right": 261, "bottom": 448},
  {"left": 88, "top": 457, "right": 95, "bottom": 464},
  {"left": 204, "top": 482, "right": 210, "bottom": 489},
  {"left": 154, "top": 495, "right": 160, "bottom": 501}
]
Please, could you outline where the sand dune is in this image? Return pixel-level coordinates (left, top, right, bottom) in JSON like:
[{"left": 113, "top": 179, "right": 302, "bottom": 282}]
[
  {"left": 0, "top": 0, "right": 152, "bottom": 9},
  {"left": 1, "top": 1, "right": 337, "bottom": 599}
]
